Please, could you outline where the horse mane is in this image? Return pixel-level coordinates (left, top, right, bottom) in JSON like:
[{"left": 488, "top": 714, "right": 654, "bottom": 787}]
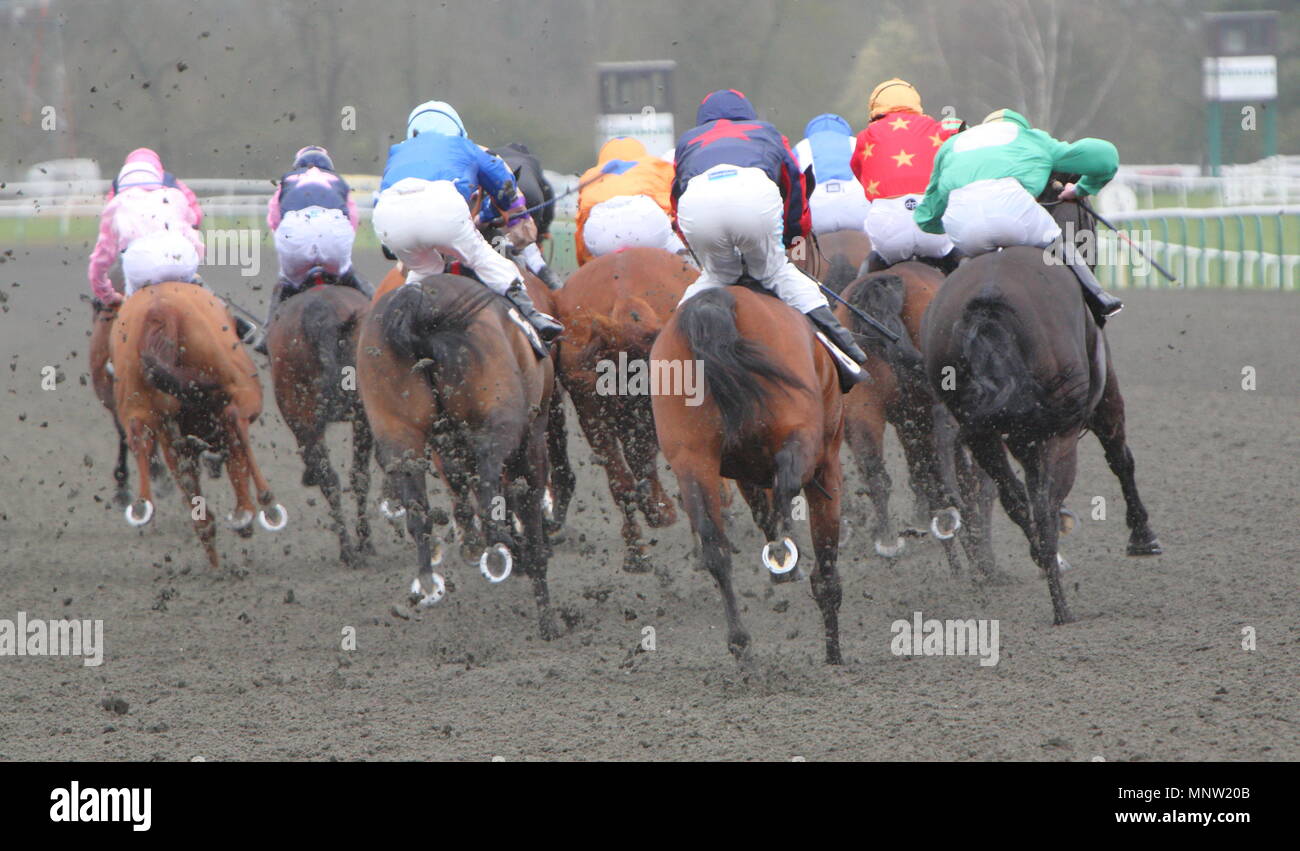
[
  {"left": 675, "top": 287, "right": 805, "bottom": 452},
  {"left": 379, "top": 277, "right": 498, "bottom": 388},
  {"left": 955, "top": 296, "right": 1090, "bottom": 437}
]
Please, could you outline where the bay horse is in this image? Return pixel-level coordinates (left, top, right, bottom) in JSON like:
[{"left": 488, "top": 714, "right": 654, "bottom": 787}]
[
  {"left": 372, "top": 263, "right": 575, "bottom": 536},
  {"left": 356, "top": 273, "right": 560, "bottom": 639},
  {"left": 836, "top": 262, "right": 995, "bottom": 575},
  {"left": 652, "top": 284, "right": 846, "bottom": 664},
  {"left": 266, "top": 273, "right": 374, "bottom": 566},
  {"left": 110, "top": 282, "right": 287, "bottom": 569},
  {"left": 794, "top": 228, "right": 873, "bottom": 295},
  {"left": 551, "top": 246, "right": 696, "bottom": 572},
  {"left": 922, "top": 202, "right": 1161, "bottom": 624}
]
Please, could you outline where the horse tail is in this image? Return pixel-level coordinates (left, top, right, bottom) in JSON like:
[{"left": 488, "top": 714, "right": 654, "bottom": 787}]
[
  {"left": 379, "top": 279, "right": 495, "bottom": 387},
  {"left": 676, "top": 287, "right": 804, "bottom": 451},
  {"left": 954, "top": 300, "right": 1087, "bottom": 434},
  {"left": 139, "top": 300, "right": 219, "bottom": 402},
  {"left": 845, "top": 273, "right": 928, "bottom": 391}
]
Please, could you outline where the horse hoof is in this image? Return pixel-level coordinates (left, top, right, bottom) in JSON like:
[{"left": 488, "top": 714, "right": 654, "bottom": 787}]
[
  {"left": 479, "top": 543, "right": 513, "bottom": 584},
  {"left": 875, "top": 537, "right": 906, "bottom": 558},
  {"left": 379, "top": 499, "right": 405, "bottom": 520},
  {"left": 258, "top": 503, "right": 288, "bottom": 531},
  {"left": 227, "top": 509, "right": 254, "bottom": 531},
  {"left": 1040, "top": 552, "right": 1073, "bottom": 579},
  {"left": 1128, "top": 537, "right": 1162, "bottom": 556},
  {"left": 409, "top": 573, "right": 446, "bottom": 607},
  {"left": 623, "top": 550, "right": 652, "bottom": 574},
  {"left": 201, "top": 451, "right": 223, "bottom": 480},
  {"left": 124, "top": 498, "right": 154, "bottom": 527},
  {"left": 930, "top": 507, "right": 962, "bottom": 540},
  {"left": 1059, "top": 507, "right": 1079, "bottom": 535},
  {"left": 542, "top": 487, "right": 555, "bottom": 523},
  {"left": 761, "top": 536, "right": 799, "bottom": 575}
]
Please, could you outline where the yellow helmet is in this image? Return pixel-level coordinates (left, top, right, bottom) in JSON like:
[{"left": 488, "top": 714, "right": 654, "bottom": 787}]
[{"left": 869, "top": 79, "right": 922, "bottom": 120}]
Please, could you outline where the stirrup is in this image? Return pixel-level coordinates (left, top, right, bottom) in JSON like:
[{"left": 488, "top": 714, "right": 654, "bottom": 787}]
[{"left": 814, "top": 331, "right": 867, "bottom": 393}]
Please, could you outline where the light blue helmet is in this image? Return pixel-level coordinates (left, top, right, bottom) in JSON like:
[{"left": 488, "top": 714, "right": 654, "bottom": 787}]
[{"left": 406, "top": 101, "right": 466, "bottom": 139}]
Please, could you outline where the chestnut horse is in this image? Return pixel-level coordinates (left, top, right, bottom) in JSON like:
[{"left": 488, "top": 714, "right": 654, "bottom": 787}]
[
  {"left": 266, "top": 279, "right": 374, "bottom": 566},
  {"left": 357, "top": 273, "right": 560, "bottom": 638},
  {"left": 794, "top": 229, "right": 873, "bottom": 295},
  {"left": 652, "top": 284, "right": 846, "bottom": 664},
  {"left": 110, "top": 282, "right": 287, "bottom": 569},
  {"left": 835, "top": 262, "right": 996, "bottom": 575},
  {"left": 551, "top": 247, "right": 696, "bottom": 572}
]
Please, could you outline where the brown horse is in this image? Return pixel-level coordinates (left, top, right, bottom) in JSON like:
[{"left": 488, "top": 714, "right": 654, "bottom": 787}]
[
  {"left": 372, "top": 263, "right": 575, "bottom": 534},
  {"left": 110, "top": 282, "right": 287, "bottom": 569},
  {"left": 357, "top": 273, "right": 560, "bottom": 638},
  {"left": 551, "top": 247, "right": 696, "bottom": 572},
  {"left": 652, "top": 284, "right": 846, "bottom": 664},
  {"left": 266, "top": 280, "right": 374, "bottom": 566},
  {"left": 794, "top": 228, "right": 873, "bottom": 295},
  {"left": 922, "top": 216, "right": 1161, "bottom": 624},
  {"left": 835, "top": 262, "right": 996, "bottom": 575}
]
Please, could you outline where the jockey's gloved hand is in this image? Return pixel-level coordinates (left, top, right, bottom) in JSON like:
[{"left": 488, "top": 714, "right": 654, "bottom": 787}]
[{"left": 381, "top": 243, "right": 397, "bottom": 261}]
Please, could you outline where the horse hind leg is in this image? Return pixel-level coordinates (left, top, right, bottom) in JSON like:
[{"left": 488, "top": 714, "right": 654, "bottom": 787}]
[
  {"left": 1090, "top": 367, "right": 1161, "bottom": 555},
  {"left": 225, "top": 404, "right": 287, "bottom": 534},
  {"left": 625, "top": 401, "right": 676, "bottom": 529},
  {"left": 543, "top": 386, "right": 576, "bottom": 536},
  {"left": 396, "top": 462, "right": 445, "bottom": 608},
  {"left": 351, "top": 415, "right": 375, "bottom": 555},
  {"left": 897, "top": 406, "right": 964, "bottom": 576},
  {"left": 805, "top": 455, "right": 844, "bottom": 665},
  {"left": 760, "top": 440, "right": 807, "bottom": 584},
  {"left": 113, "top": 421, "right": 131, "bottom": 507},
  {"left": 1013, "top": 437, "right": 1075, "bottom": 625},
  {"left": 845, "top": 403, "right": 904, "bottom": 558},
  {"left": 165, "top": 433, "right": 219, "bottom": 570},
  {"left": 513, "top": 421, "right": 560, "bottom": 640},
  {"left": 680, "top": 470, "right": 751, "bottom": 663},
  {"left": 124, "top": 418, "right": 158, "bottom": 528},
  {"left": 302, "top": 433, "right": 355, "bottom": 566}
]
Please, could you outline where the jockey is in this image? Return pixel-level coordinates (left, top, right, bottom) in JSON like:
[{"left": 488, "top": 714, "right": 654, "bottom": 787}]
[
  {"left": 88, "top": 148, "right": 206, "bottom": 306},
  {"left": 372, "top": 101, "right": 561, "bottom": 342},
  {"left": 480, "top": 142, "right": 566, "bottom": 290},
  {"left": 672, "top": 89, "right": 867, "bottom": 371},
  {"left": 255, "top": 145, "right": 372, "bottom": 353},
  {"left": 793, "top": 114, "right": 872, "bottom": 234},
  {"left": 914, "top": 108, "right": 1124, "bottom": 324},
  {"left": 575, "top": 136, "right": 684, "bottom": 266},
  {"left": 852, "top": 79, "right": 962, "bottom": 273}
]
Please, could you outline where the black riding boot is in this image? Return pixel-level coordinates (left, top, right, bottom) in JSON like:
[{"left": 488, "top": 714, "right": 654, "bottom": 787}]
[
  {"left": 1067, "top": 257, "right": 1123, "bottom": 327},
  {"left": 806, "top": 305, "right": 867, "bottom": 364},
  {"left": 505, "top": 281, "right": 563, "bottom": 343},
  {"left": 864, "top": 250, "right": 890, "bottom": 274},
  {"left": 252, "top": 279, "right": 291, "bottom": 355},
  {"left": 534, "top": 264, "right": 564, "bottom": 291},
  {"left": 337, "top": 268, "right": 375, "bottom": 298},
  {"left": 938, "top": 247, "right": 963, "bottom": 275}
]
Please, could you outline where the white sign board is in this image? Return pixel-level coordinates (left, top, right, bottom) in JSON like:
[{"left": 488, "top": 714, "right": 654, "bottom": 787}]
[
  {"left": 1203, "top": 55, "right": 1277, "bottom": 101},
  {"left": 596, "top": 112, "right": 676, "bottom": 161}
]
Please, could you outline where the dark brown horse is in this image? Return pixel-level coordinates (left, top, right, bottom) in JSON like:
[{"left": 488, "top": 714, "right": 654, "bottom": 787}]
[
  {"left": 552, "top": 247, "right": 696, "bottom": 572},
  {"left": 652, "top": 284, "right": 846, "bottom": 664},
  {"left": 836, "top": 262, "right": 993, "bottom": 575},
  {"left": 372, "top": 263, "right": 575, "bottom": 535},
  {"left": 922, "top": 206, "right": 1161, "bottom": 623},
  {"left": 266, "top": 278, "right": 374, "bottom": 566},
  {"left": 357, "top": 273, "right": 560, "bottom": 638},
  {"left": 794, "top": 228, "right": 873, "bottom": 295},
  {"left": 110, "top": 282, "right": 287, "bottom": 569}
]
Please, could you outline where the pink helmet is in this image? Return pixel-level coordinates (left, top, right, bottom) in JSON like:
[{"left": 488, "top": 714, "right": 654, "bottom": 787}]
[{"left": 115, "top": 147, "right": 164, "bottom": 189}]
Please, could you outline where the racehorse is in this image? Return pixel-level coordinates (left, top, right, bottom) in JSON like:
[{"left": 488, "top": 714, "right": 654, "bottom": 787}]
[
  {"left": 109, "top": 282, "right": 287, "bottom": 569},
  {"left": 922, "top": 196, "right": 1161, "bottom": 624},
  {"left": 266, "top": 272, "right": 374, "bottom": 566},
  {"left": 652, "top": 283, "right": 846, "bottom": 664},
  {"left": 551, "top": 247, "right": 696, "bottom": 572},
  {"left": 836, "top": 262, "right": 993, "bottom": 575},
  {"left": 794, "top": 228, "right": 873, "bottom": 295},
  {"left": 372, "top": 263, "right": 575, "bottom": 537},
  {"left": 357, "top": 272, "right": 560, "bottom": 639},
  {"left": 89, "top": 300, "right": 167, "bottom": 505}
]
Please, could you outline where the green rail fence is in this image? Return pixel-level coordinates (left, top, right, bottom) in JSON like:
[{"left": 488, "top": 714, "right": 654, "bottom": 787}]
[{"left": 1097, "top": 206, "right": 1300, "bottom": 290}]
